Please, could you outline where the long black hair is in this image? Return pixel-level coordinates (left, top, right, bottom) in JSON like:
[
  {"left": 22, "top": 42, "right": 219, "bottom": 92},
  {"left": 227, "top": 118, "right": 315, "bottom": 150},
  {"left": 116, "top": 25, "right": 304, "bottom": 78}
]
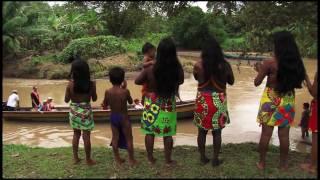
[
  {"left": 69, "top": 56, "right": 91, "bottom": 94},
  {"left": 153, "top": 37, "right": 183, "bottom": 98},
  {"left": 273, "top": 31, "right": 306, "bottom": 95},
  {"left": 201, "top": 36, "right": 227, "bottom": 83}
]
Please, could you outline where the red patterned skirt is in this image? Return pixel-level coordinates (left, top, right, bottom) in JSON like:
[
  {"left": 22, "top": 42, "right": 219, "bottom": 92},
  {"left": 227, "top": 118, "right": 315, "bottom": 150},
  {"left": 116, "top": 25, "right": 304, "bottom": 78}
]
[
  {"left": 193, "top": 91, "right": 230, "bottom": 130},
  {"left": 308, "top": 99, "right": 318, "bottom": 133}
]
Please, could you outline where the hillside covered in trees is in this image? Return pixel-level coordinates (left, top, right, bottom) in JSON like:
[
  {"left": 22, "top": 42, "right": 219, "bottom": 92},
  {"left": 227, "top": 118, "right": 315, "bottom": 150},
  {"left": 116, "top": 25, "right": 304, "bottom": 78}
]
[{"left": 2, "top": 1, "right": 317, "bottom": 79}]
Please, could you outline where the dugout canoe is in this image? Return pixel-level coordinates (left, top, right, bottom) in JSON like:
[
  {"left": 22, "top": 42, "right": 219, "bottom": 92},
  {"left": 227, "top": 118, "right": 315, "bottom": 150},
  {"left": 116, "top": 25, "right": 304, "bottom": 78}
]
[
  {"left": 2, "top": 100, "right": 195, "bottom": 122},
  {"left": 224, "top": 53, "right": 268, "bottom": 61}
]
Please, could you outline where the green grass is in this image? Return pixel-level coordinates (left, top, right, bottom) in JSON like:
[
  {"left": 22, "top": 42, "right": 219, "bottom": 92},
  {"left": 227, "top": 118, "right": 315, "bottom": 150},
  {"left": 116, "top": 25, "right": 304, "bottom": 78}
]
[{"left": 3, "top": 143, "right": 316, "bottom": 178}]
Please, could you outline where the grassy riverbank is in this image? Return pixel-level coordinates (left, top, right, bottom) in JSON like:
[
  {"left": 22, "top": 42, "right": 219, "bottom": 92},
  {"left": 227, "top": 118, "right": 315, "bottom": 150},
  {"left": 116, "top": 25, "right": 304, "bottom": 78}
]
[{"left": 3, "top": 143, "right": 316, "bottom": 178}]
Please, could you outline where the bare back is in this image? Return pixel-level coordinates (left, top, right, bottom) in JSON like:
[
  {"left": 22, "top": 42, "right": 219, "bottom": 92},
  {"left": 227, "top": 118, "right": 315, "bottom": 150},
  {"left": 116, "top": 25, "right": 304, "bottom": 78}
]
[
  {"left": 193, "top": 59, "right": 234, "bottom": 92},
  {"left": 64, "top": 81, "right": 97, "bottom": 103},
  {"left": 135, "top": 65, "right": 184, "bottom": 94},
  {"left": 254, "top": 59, "right": 278, "bottom": 88},
  {"left": 103, "top": 86, "right": 133, "bottom": 114}
]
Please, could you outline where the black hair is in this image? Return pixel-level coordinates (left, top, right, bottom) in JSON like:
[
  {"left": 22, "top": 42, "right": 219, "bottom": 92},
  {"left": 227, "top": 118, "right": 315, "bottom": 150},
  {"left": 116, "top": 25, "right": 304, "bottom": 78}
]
[
  {"left": 109, "top": 67, "right": 125, "bottom": 85},
  {"left": 273, "top": 31, "right": 306, "bottom": 95},
  {"left": 303, "top": 102, "right": 310, "bottom": 109},
  {"left": 153, "top": 37, "right": 183, "bottom": 98},
  {"left": 142, "top": 42, "right": 156, "bottom": 54},
  {"left": 201, "top": 36, "right": 227, "bottom": 83},
  {"left": 70, "top": 57, "right": 91, "bottom": 94}
]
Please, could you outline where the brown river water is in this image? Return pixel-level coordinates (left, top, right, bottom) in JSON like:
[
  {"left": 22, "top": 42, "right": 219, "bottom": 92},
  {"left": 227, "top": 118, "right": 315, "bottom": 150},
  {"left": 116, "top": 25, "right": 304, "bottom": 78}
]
[{"left": 2, "top": 58, "right": 317, "bottom": 153}]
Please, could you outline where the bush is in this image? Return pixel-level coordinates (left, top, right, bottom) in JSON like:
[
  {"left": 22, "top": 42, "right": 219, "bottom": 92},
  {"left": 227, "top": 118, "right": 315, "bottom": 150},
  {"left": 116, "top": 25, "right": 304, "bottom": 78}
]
[
  {"left": 57, "top": 36, "right": 127, "bottom": 63},
  {"left": 46, "top": 66, "right": 69, "bottom": 79},
  {"left": 123, "top": 33, "right": 169, "bottom": 52},
  {"left": 31, "top": 54, "right": 57, "bottom": 66},
  {"left": 172, "top": 7, "right": 228, "bottom": 49},
  {"left": 222, "top": 37, "right": 247, "bottom": 51}
]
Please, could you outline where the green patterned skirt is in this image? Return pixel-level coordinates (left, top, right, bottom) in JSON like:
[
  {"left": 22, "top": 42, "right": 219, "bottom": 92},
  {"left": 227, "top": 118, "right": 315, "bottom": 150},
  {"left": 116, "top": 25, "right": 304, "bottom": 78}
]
[
  {"left": 141, "top": 93, "right": 177, "bottom": 137},
  {"left": 69, "top": 102, "right": 94, "bottom": 131}
]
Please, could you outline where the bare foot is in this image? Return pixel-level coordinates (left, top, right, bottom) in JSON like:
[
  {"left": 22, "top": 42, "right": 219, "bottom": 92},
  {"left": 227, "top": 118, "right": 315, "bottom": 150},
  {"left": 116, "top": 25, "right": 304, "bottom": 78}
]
[
  {"left": 129, "top": 159, "right": 138, "bottom": 167},
  {"left": 200, "top": 157, "right": 210, "bottom": 165},
  {"left": 148, "top": 157, "right": 157, "bottom": 165},
  {"left": 165, "top": 160, "right": 177, "bottom": 167},
  {"left": 212, "top": 159, "right": 223, "bottom": 167},
  {"left": 115, "top": 158, "right": 125, "bottom": 165},
  {"left": 86, "top": 159, "right": 97, "bottom": 166},
  {"left": 256, "top": 162, "right": 265, "bottom": 170},
  {"left": 73, "top": 158, "right": 81, "bottom": 165},
  {"left": 300, "top": 163, "right": 316, "bottom": 174},
  {"left": 279, "top": 164, "right": 288, "bottom": 171}
]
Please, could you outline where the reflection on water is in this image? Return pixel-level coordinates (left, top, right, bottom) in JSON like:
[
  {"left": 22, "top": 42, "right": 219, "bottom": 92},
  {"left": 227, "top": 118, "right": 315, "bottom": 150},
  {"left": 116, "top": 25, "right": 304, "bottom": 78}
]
[{"left": 2, "top": 59, "right": 317, "bottom": 153}]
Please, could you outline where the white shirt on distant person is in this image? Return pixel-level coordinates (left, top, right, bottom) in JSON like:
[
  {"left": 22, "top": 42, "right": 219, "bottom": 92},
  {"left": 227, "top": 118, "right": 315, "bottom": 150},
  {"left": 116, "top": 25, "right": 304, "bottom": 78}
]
[
  {"left": 134, "top": 103, "right": 144, "bottom": 109},
  {"left": 7, "top": 93, "right": 19, "bottom": 107}
]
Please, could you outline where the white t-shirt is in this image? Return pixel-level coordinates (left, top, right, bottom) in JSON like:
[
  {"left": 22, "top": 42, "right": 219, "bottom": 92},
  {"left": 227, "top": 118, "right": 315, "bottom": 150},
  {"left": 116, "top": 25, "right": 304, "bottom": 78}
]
[
  {"left": 134, "top": 103, "right": 144, "bottom": 109},
  {"left": 7, "top": 93, "right": 19, "bottom": 107}
]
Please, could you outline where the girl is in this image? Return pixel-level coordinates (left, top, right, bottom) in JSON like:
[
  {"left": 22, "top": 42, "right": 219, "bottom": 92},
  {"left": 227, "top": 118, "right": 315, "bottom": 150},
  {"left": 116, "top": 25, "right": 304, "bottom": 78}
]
[
  {"left": 65, "top": 58, "right": 97, "bottom": 166},
  {"left": 135, "top": 37, "right": 184, "bottom": 167},
  {"left": 300, "top": 71, "right": 317, "bottom": 174},
  {"left": 193, "top": 36, "right": 234, "bottom": 166},
  {"left": 254, "top": 31, "right": 306, "bottom": 170}
]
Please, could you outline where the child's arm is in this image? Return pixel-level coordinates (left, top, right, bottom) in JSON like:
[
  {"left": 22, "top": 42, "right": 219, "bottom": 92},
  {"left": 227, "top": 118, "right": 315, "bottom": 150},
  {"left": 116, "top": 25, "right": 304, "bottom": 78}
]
[
  {"left": 126, "top": 90, "right": 133, "bottom": 105},
  {"left": 102, "top": 90, "right": 109, "bottom": 109},
  {"left": 135, "top": 68, "right": 147, "bottom": 85},
  {"left": 254, "top": 60, "right": 269, "bottom": 87},
  {"left": 143, "top": 60, "right": 155, "bottom": 68},
  {"left": 120, "top": 80, "right": 127, "bottom": 89},
  {"left": 193, "top": 63, "right": 199, "bottom": 81},
  {"left": 64, "top": 83, "right": 71, "bottom": 103},
  {"left": 91, "top": 81, "right": 97, "bottom": 102},
  {"left": 227, "top": 62, "right": 235, "bottom": 85}
]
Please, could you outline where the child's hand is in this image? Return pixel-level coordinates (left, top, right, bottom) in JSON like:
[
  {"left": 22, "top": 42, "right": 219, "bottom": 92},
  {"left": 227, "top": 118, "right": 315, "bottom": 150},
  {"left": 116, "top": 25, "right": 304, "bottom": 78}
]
[
  {"left": 121, "top": 80, "right": 127, "bottom": 89},
  {"left": 254, "top": 62, "right": 261, "bottom": 72}
]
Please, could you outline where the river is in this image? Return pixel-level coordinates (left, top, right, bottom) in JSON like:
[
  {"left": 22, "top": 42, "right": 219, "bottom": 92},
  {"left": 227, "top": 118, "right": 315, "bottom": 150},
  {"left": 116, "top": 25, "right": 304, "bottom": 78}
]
[{"left": 2, "top": 58, "right": 317, "bottom": 153}]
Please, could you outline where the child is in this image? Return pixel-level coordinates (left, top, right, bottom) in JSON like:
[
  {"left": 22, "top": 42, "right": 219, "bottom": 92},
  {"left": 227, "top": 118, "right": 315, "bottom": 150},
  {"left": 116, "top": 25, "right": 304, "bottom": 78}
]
[
  {"left": 65, "top": 58, "right": 97, "bottom": 166},
  {"left": 133, "top": 99, "right": 143, "bottom": 109},
  {"left": 299, "top": 102, "right": 310, "bottom": 139},
  {"left": 141, "top": 42, "right": 156, "bottom": 105},
  {"left": 103, "top": 67, "right": 137, "bottom": 166}
]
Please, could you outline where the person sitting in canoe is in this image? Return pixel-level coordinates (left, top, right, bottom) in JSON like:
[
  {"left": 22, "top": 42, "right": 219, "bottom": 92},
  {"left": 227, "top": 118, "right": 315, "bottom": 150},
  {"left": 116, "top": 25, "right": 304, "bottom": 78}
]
[
  {"left": 46, "top": 97, "right": 55, "bottom": 111},
  {"left": 31, "top": 86, "right": 41, "bottom": 111},
  {"left": 102, "top": 67, "right": 137, "bottom": 167},
  {"left": 134, "top": 99, "right": 143, "bottom": 109},
  {"left": 38, "top": 100, "right": 47, "bottom": 111},
  {"left": 38, "top": 97, "right": 55, "bottom": 112},
  {"left": 6, "top": 90, "right": 20, "bottom": 111}
]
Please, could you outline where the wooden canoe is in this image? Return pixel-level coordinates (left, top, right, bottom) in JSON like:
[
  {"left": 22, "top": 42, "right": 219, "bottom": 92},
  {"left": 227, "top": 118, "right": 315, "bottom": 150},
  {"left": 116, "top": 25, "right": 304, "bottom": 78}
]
[{"left": 2, "top": 100, "right": 196, "bottom": 122}]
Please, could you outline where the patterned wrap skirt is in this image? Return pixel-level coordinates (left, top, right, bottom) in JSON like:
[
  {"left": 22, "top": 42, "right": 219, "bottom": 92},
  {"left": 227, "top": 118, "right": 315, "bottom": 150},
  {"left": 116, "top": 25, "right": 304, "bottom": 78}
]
[
  {"left": 69, "top": 102, "right": 94, "bottom": 131},
  {"left": 308, "top": 99, "right": 318, "bottom": 133},
  {"left": 141, "top": 93, "right": 177, "bottom": 137},
  {"left": 193, "top": 91, "right": 230, "bottom": 130},
  {"left": 257, "top": 87, "right": 295, "bottom": 127}
]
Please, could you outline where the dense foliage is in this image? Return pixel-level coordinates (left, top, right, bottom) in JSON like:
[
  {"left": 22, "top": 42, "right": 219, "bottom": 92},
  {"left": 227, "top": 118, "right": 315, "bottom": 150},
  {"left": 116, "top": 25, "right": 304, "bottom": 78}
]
[
  {"left": 2, "top": 1, "right": 318, "bottom": 62},
  {"left": 57, "top": 36, "right": 126, "bottom": 63}
]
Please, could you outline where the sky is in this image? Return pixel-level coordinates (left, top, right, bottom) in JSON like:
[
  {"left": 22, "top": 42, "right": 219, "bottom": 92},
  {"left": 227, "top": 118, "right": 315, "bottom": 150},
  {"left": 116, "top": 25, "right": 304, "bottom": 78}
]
[{"left": 47, "top": 1, "right": 208, "bottom": 12}]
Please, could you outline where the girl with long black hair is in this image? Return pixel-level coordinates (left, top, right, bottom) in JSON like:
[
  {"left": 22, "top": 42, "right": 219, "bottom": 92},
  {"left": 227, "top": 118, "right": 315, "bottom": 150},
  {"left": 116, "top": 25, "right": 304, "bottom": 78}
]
[
  {"left": 65, "top": 57, "right": 97, "bottom": 165},
  {"left": 193, "top": 36, "right": 234, "bottom": 166},
  {"left": 135, "top": 37, "right": 184, "bottom": 166},
  {"left": 254, "top": 31, "right": 306, "bottom": 170}
]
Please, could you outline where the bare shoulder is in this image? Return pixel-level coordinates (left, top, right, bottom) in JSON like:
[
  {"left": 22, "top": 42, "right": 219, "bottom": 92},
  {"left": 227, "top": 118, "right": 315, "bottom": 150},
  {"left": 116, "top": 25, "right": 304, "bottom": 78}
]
[
  {"left": 194, "top": 60, "right": 202, "bottom": 69},
  {"left": 263, "top": 58, "right": 276, "bottom": 65}
]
